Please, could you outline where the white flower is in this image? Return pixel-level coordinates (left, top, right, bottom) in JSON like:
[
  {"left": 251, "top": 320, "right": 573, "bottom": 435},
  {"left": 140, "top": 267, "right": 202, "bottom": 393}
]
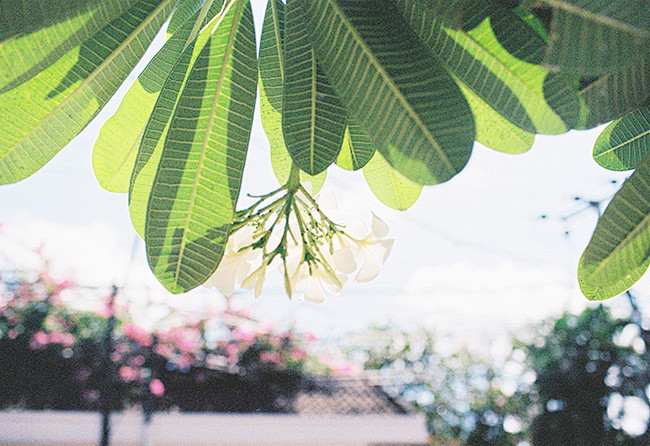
[
  {"left": 301, "top": 264, "right": 347, "bottom": 303},
  {"left": 333, "top": 213, "right": 393, "bottom": 282},
  {"left": 282, "top": 253, "right": 346, "bottom": 303},
  {"left": 203, "top": 225, "right": 262, "bottom": 296},
  {"left": 241, "top": 262, "right": 267, "bottom": 298}
]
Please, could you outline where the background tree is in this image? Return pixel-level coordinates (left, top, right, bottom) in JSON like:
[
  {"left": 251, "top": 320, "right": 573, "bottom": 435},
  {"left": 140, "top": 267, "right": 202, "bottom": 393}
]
[
  {"left": 345, "top": 326, "right": 534, "bottom": 445},
  {"left": 522, "top": 305, "right": 650, "bottom": 446}
]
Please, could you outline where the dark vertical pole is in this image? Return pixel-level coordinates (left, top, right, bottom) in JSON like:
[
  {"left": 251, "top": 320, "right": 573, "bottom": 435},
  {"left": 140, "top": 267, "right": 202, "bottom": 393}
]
[{"left": 100, "top": 285, "right": 118, "bottom": 446}]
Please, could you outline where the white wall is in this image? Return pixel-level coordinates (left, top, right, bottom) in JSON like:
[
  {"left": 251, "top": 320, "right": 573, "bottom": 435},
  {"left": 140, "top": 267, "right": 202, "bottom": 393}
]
[{"left": 0, "top": 411, "right": 429, "bottom": 445}]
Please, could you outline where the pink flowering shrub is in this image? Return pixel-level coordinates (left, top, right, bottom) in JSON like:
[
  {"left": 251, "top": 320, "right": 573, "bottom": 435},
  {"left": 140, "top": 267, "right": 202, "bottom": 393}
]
[{"left": 0, "top": 268, "right": 329, "bottom": 412}]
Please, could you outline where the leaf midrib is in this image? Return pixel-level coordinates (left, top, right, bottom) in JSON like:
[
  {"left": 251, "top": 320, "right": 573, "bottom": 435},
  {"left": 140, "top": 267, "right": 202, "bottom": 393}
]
[
  {"left": 309, "top": 50, "right": 317, "bottom": 172},
  {"left": 323, "top": 0, "right": 454, "bottom": 175},
  {"left": 597, "top": 126, "right": 650, "bottom": 157},
  {"left": 543, "top": 0, "right": 650, "bottom": 38},
  {"left": 172, "top": 0, "right": 241, "bottom": 287},
  {"left": 0, "top": 0, "right": 173, "bottom": 166},
  {"left": 584, "top": 186, "right": 650, "bottom": 281}
]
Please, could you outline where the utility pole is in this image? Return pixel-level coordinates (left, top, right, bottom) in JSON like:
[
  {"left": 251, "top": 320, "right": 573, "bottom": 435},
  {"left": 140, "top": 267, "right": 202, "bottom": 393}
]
[{"left": 100, "top": 285, "right": 118, "bottom": 446}]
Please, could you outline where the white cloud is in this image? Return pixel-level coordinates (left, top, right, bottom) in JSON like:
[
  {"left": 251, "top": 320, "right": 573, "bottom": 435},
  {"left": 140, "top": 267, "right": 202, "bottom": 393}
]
[{"left": 402, "top": 261, "right": 582, "bottom": 334}]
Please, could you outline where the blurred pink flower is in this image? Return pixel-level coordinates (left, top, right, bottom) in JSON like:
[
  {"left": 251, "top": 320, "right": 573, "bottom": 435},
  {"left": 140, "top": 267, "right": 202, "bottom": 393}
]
[
  {"left": 176, "top": 353, "right": 195, "bottom": 369},
  {"left": 95, "top": 300, "right": 113, "bottom": 318},
  {"left": 49, "top": 332, "right": 75, "bottom": 347},
  {"left": 269, "top": 335, "right": 281, "bottom": 348},
  {"left": 232, "top": 327, "right": 255, "bottom": 343},
  {"left": 226, "top": 343, "right": 240, "bottom": 364},
  {"left": 163, "top": 327, "right": 200, "bottom": 353},
  {"left": 150, "top": 379, "right": 165, "bottom": 396},
  {"left": 333, "top": 360, "right": 362, "bottom": 376},
  {"left": 154, "top": 344, "right": 173, "bottom": 358},
  {"left": 290, "top": 348, "right": 307, "bottom": 362},
  {"left": 260, "top": 351, "right": 282, "bottom": 365},
  {"left": 29, "top": 331, "right": 49, "bottom": 349},
  {"left": 122, "top": 323, "right": 152, "bottom": 347},
  {"left": 130, "top": 355, "right": 145, "bottom": 367},
  {"left": 119, "top": 366, "right": 138, "bottom": 382}
]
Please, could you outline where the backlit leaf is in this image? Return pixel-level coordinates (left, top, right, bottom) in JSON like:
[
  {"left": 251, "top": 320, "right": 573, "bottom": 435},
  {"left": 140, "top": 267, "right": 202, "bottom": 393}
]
[
  {"left": 578, "top": 156, "right": 650, "bottom": 300},
  {"left": 296, "top": 0, "right": 475, "bottom": 185},
  {"left": 145, "top": 0, "right": 257, "bottom": 293}
]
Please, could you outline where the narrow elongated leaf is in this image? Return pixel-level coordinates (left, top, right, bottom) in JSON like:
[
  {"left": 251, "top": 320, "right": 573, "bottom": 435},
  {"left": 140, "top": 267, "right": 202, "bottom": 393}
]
[
  {"left": 580, "top": 57, "right": 650, "bottom": 128},
  {"left": 541, "top": 0, "right": 650, "bottom": 74},
  {"left": 259, "top": 0, "right": 284, "bottom": 112},
  {"left": 593, "top": 106, "right": 650, "bottom": 171},
  {"left": 363, "top": 152, "right": 422, "bottom": 211},
  {"left": 397, "top": 0, "right": 579, "bottom": 135},
  {"left": 0, "top": 0, "right": 174, "bottom": 185},
  {"left": 0, "top": 1, "right": 135, "bottom": 92},
  {"left": 145, "top": 0, "right": 257, "bottom": 293},
  {"left": 296, "top": 0, "right": 475, "bottom": 185},
  {"left": 579, "top": 156, "right": 650, "bottom": 300},
  {"left": 168, "top": 0, "right": 206, "bottom": 35},
  {"left": 259, "top": 0, "right": 325, "bottom": 191},
  {"left": 422, "top": 0, "right": 483, "bottom": 29},
  {"left": 129, "top": 4, "right": 223, "bottom": 237},
  {"left": 282, "top": 0, "right": 347, "bottom": 176},
  {"left": 93, "top": 0, "right": 223, "bottom": 193},
  {"left": 336, "top": 122, "right": 376, "bottom": 171}
]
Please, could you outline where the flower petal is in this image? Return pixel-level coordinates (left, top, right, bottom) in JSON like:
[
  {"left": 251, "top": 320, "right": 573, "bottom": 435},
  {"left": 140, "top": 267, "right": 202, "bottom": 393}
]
[
  {"left": 379, "top": 239, "right": 394, "bottom": 262},
  {"left": 355, "top": 252, "right": 380, "bottom": 282},
  {"left": 371, "top": 213, "right": 390, "bottom": 239},
  {"left": 345, "top": 217, "right": 368, "bottom": 240},
  {"left": 303, "top": 278, "right": 325, "bottom": 303},
  {"left": 366, "top": 239, "right": 394, "bottom": 264},
  {"left": 205, "top": 264, "right": 237, "bottom": 297},
  {"left": 315, "top": 187, "right": 338, "bottom": 213},
  {"left": 322, "top": 273, "right": 346, "bottom": 295},
  {"left": 333, "top": 247, "right": 358, "bottom": 274}
]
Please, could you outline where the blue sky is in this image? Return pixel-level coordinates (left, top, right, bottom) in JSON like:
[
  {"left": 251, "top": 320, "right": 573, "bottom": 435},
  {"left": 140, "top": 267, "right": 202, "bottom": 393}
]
[{"left": 0, "top": 2, "right": 643, "bottom": 339}]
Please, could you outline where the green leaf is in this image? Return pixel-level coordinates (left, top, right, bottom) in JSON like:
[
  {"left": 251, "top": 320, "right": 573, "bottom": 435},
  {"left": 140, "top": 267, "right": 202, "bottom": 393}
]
[
  {"left": 282, "top": 0, "right": 347, "bottom": 176},
  {"left": 258, "top": 0, "right": 325, "bottom": 192},
  {"left": 457, "top": 81, "right": 534, "bottom": 154},
  {"left": 145, "top": 0, "right": 257, "bottom": 293},
  {"left": 593, "top": 106, "right": 650, "bottom": 171},
  {"left": 129, "top": 3, "right": 224, "bottom": 237},
  {"left": 580, "top": 57, "right": 650, "bottom": 128},
  {"left": 0, "top": 0, "right": 175, "bottom": 185},
  {"left": 168, "top": 0, "right": 206, "bottom": 35},
  {"left": 422, "top": 0, "right": 483, "bottom": 30},
  {"left": 93, "top": 0, "right": 223, "bottom": 193},
  {"left": 363, "top": 152, "right": 422, "bottom": 211},
  {"left": 0, "top": 1, "right": 135, "bottom": 92},
  {"left": 397, "top": 0, "right": 578, "bottom": 135},
  {"left": 269, "top": 138, "right": 327, "bottom": 193},
  {"left": 541, "top": 0, "right": 650, "bottom": 74},
  {"left": 336, "top": 122, "right": 376, "bottom": 171},
  {"left": 579, "top": 156, "right": 650, "bottom": 300},
  {"left": 259, "top": 0, "right": 284, "bottom": 112},
  {"left": 296, "top": 0, "right": 475, "bottom": 186}
]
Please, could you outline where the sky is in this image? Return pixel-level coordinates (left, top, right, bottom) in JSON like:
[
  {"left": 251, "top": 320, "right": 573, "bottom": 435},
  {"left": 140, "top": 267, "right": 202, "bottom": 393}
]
[{"left": 0, "top": 2, "right": 646, "bottom": 341}]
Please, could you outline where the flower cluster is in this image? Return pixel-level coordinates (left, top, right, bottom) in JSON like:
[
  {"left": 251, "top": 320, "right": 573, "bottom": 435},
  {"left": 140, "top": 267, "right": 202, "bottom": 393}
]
[{"left": 204, "top": 185, "right": 393, "bottom": 302}]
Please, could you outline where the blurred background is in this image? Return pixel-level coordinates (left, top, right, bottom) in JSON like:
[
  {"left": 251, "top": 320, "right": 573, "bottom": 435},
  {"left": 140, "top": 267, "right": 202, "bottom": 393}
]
[{"left": 3, "top": 1, "right": 650, "bottom": 444}]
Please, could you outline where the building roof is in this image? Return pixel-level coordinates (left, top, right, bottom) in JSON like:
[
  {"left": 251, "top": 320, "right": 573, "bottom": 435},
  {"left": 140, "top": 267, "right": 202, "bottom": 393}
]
[{"left": 294, "top": 375, "right": 414, "bottom": 415}]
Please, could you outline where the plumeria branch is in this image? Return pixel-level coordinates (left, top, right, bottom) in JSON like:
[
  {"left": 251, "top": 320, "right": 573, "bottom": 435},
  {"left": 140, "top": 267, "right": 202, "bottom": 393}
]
[{"left": 204, "top": 164, "right": 393, "bottom": 302}]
